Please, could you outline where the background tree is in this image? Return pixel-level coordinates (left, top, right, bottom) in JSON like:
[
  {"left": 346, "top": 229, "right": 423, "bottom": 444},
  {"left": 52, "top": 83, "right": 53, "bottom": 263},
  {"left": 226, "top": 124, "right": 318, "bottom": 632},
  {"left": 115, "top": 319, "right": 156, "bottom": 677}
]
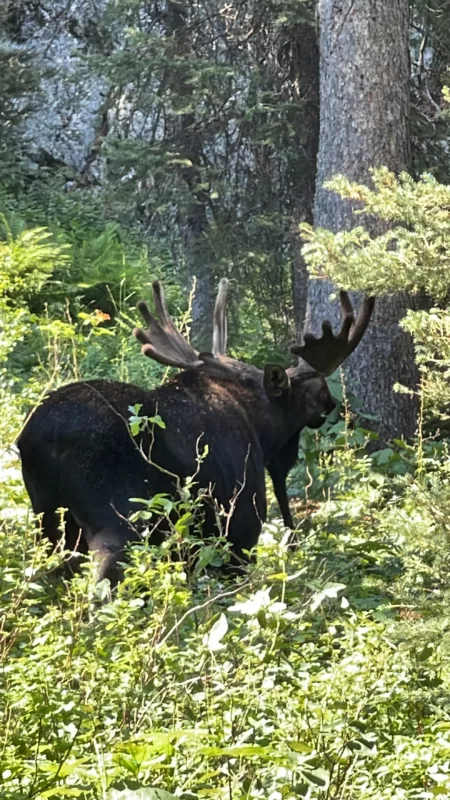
[
  {"left": 306, "top": 0, "right": 418, "bottom": 441},
  {"left": 410, "top": 0, "right": 450, "bottom": 182},
  {"left": 0, "top": 2, "right": 41, "bottom": 187},
  {"left": 85, "top": 0, "right": 319, "bottom": 351}
]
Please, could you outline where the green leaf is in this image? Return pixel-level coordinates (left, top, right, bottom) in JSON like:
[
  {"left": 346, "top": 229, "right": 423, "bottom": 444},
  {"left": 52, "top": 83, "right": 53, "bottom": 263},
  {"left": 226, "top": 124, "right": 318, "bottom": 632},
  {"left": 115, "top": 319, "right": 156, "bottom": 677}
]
[
  {"left": 371, "top": 448, "right": 394, "bottom": 465},
  {"left": 130, "top": 419, "right": 141, "bottom": 436},
  {"left": 327, "top": 375, "right": 343, "bottom": 401},
  {"left": 287, "top": 741, "right": 312, "bottom": 754},
  {"left": 300, "top": 767, "right": 330, "bottom": 789},
  {"left": 149, "top": 414, "right": 166, "bottom": 429},
  {"left": 417, "top": 644, "right": 434, "bottom": 661},
  {"left": 175, "top": 511, "right": 194, "bottom": 536},
  {"left": 37, "top": 760, "right": 88, "bottom": 777}
]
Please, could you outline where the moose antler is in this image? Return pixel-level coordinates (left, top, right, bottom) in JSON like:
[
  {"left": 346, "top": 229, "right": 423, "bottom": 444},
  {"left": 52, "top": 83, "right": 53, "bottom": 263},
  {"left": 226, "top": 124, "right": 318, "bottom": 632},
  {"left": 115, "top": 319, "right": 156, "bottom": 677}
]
[
  {"left": 212, "top": 278, "right": 229, "bottom": 358},
  {"left": 134, "top": 279, "right": 235, "bottom": 372},
  {"left": 133, "top": 281, "right": 204, "bottom": 369},
  {"left": 290, "top": 292, "right": 375, "bottom": 375}
]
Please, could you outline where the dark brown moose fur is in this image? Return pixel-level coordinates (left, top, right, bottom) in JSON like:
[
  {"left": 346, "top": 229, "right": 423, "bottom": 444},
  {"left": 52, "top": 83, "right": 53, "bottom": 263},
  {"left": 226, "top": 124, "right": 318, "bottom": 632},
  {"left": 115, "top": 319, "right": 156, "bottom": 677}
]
[{"left": 18, "top": 280, "right": 374, "bottom": 586}]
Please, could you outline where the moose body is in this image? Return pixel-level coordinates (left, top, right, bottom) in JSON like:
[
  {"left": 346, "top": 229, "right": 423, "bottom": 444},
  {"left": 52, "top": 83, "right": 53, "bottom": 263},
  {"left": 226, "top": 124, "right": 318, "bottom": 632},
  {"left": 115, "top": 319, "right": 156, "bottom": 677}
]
[{"left": 18, "top": 279, "right": 373, "bottom": 586}]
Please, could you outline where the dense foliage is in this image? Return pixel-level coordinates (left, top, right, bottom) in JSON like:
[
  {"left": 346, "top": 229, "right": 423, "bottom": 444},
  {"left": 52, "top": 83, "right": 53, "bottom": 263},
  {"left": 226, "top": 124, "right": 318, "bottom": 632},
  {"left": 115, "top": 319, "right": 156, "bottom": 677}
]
[
  {"left": 3, "top": 447, "right": 450, "bottom": 800},
  {"left": 2, "top": 167, "right": 450, "bottom": 797}
]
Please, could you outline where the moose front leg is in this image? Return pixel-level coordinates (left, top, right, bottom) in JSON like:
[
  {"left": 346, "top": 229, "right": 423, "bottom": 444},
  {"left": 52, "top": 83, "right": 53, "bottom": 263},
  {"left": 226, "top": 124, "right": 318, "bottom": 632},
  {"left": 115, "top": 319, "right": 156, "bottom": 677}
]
[
  {"left": 267, "top": 461, "right": 294, "bottom": 530},
  {"left": 266, "top": 433, "right": 301, "bottom": 531}
]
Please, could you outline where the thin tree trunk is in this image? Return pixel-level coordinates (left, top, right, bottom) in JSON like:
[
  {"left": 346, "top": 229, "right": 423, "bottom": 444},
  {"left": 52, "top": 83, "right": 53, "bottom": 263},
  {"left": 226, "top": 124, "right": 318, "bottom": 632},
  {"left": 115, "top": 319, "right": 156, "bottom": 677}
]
[
  {"left": 288, "top": 22, "right": 320, "bottom": 338},
  {"left": 290, "top": 214, "right": 310, "bottom": 342},
  {"left": 167, "top": 1, "right": 215, "bottom": 352},
  {"left": 185, "top": 193, "right": 216, "bottom": 352},
  {"left": 306, "top": 0, "right": 418, "bottom": 441}
]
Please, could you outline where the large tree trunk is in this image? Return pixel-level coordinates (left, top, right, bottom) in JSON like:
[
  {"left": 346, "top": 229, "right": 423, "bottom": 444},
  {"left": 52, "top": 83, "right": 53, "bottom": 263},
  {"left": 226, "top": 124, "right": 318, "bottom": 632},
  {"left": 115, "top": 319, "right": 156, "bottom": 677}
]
[{"left": 306, "top": 0, "right": 418, "bottom": 441}]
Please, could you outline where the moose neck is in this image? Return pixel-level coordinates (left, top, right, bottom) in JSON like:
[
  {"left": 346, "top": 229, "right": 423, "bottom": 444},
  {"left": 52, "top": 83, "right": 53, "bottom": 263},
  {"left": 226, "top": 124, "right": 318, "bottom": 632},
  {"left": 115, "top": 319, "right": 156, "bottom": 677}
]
[
  {"left": 163, "top": 359, "right": 312, "bottom": 467},
  {"left": 200, "top": 361, "right": 305, "bottom": 465}
]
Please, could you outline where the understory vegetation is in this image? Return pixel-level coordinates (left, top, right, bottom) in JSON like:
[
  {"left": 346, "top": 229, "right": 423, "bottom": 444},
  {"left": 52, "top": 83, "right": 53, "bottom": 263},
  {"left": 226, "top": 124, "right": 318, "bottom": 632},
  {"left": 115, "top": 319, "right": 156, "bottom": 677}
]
[{"left": 3, "top": 172, "right": 450, "bottom": 800}]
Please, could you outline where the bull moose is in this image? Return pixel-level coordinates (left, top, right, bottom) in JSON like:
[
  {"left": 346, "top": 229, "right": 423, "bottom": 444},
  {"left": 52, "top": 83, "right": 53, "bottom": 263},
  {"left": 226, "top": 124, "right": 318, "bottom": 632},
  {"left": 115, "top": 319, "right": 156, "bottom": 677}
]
[{"left": 18, "top": 279, "right": 374, "bottom": 586}]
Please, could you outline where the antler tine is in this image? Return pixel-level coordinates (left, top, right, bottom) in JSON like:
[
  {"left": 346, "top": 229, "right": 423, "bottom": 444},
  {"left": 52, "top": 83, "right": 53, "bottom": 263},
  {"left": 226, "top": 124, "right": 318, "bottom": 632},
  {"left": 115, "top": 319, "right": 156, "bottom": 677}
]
[
  {"left": 344, "top": 294, "right": 375, "bottom": 353},
  {"left": 152, "top": 280, "right": 177, "bottom": 333},
  {"left": 339, "top": 290, "right": 354, "bottom": 319},
  {"left": 133, "top": 281, "right": 203, "bottom": 370},
  {"left": 290, "top": 292, "right": 375, "bottom": 376},
  {"left": 151, "top": 280, "right": 200, "bottom": 362},
  {"left": 212, "top": 278, "right": 229, "bottom": 358}
]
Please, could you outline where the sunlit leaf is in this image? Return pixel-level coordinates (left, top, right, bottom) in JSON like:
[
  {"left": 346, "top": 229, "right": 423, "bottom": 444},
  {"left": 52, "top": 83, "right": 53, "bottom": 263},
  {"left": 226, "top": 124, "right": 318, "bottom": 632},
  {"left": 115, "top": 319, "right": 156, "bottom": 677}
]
[{"left": 203, "top": 613, "right": 228, "bottom": 652}]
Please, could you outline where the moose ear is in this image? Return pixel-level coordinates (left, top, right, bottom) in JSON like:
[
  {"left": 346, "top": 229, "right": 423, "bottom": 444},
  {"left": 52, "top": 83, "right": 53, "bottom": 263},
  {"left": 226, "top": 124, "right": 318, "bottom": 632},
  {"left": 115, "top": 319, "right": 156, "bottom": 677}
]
[{"left": 263, "top": 364, "right": 290, "bottom": 398}]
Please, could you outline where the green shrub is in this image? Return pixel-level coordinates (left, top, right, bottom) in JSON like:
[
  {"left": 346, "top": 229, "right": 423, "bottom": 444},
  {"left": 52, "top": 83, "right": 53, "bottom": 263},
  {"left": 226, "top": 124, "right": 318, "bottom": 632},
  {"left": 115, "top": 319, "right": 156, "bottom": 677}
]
[{"left": 2, "top": 443, "right": 450, "bottom": 799}]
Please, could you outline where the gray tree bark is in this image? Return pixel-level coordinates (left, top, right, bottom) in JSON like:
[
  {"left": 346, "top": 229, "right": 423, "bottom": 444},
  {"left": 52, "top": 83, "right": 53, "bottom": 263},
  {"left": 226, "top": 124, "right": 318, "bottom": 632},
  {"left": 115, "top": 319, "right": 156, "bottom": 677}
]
[
  {"left": 289, "top": 22, "right": 320, "bottom": 340},
  {"left": 291, "top": 214, "right": 310, "bottom": 342},
  {"left": 185, "top": 191, "right": 216, "bottom": 353},
  {"left": 167, "top": 1, "right": 216, "bottom": 352},
  {"left": 306, "top": 0, "right": 418, "bottom": 441}
]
